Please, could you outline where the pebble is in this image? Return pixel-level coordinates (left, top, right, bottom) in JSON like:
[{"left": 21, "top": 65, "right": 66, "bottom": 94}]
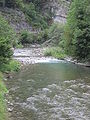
[{"left": 7, "top": 108, "right": 13, "bottom": 112}]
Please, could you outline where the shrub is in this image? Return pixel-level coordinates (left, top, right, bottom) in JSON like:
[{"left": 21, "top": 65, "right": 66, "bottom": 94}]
[
  {"left": 0, "top": 14, "right": 16, "bottom": 65},
  {"left": 0, "top": 60, "right": 20, "bottom": 72},
  {"left": 20, "top": 30, "right": 49, "bottom": 44},
  {"left": 19, "top": 30, "right": 37, "bottom": 44},
  {"left": 44, "top": 47, "right": 66, "bottom": 59},
  {"left": 37, "top": 29, "right": 49, "bottom": 43},
  {"left": 22, "top": 3, "right": 48, "bottom": 29},
  {"left": 64, "top": 0, "right": 90, "bottom": 60},
  {"left": 15, "top": 0, "right": 24, "bottom": 8},
  {"left": 48, "top": 23, "right": 64, "bottom": 45}
]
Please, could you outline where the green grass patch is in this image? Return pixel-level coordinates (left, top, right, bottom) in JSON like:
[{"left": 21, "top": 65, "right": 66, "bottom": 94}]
[
  {"left": 0, "top": 60, "right": 21, "bottom": 72},
  {"left": 0, "top": 72, "right": 8, "bottom": 120},
  {"left": 44, "top": 47, "right": 66, "bottom": 59}
]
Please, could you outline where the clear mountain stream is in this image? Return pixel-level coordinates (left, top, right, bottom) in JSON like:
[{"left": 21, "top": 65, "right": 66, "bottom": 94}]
[{"left": 6, "top": 61, "right": 90, "bottom": 120}]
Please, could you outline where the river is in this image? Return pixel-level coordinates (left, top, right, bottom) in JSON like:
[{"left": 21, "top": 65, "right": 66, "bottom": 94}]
[{"left": 6, "top": 60, "right": 90, "bottom": 120}]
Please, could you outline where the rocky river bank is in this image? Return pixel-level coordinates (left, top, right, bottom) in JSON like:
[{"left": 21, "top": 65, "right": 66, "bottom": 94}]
[
  {"left": 13, "top": 47, "right": 63, "bottom": 65},
  {"left": 13, "top": 46, "right": 90, "bottom": 67}
]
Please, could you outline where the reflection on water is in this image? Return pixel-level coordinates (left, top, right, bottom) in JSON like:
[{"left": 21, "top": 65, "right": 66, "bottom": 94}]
[{"left": 6, "top": 62, "right": 90, "bottom": 120}]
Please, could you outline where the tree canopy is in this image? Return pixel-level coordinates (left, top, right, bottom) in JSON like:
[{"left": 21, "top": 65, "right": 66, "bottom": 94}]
[
  {"left": 0, "top": 15, "right": 15, "bottom": 65},
  {"left": 64, "top": 0, "right": 90, "bottom": 60}
]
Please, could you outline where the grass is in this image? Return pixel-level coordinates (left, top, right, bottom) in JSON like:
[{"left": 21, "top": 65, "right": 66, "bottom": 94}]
[
  {"left": 44, "top": 47, "right": 66, "bottom": 59},
  {"left": 0, "top": 72, "right": 8, "bottom": 120},
  {"left": 0, "top": 60, "right": 21, "bottom": 73}
]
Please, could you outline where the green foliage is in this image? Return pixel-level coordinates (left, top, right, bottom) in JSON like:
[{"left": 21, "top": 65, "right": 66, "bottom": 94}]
[
  {"left": 20, "top": 30, "right": 37, "bottom": 44},
  {"left": 1, "top": 0, "right": 53, "bottom": 29},
  {"left": 19, "top": 23, "right": 64, "bottom": 45},
  {"left": 0, "top": 73, "right": 7, "bottom": 94},
  {"left": 23, "top": 3, "right": 48, "bottom": 29},
  {"left": 19, "top": 30, "right": 49, "bottom": 44},
  {"left": 48, "top": 23, "right": 64, "bottom": 45},
  {"left": 64, "top": 0, "right": 90, "bottom": 60},
  {"left": 0, "top": 14, "right": 16, "bottom": 65},
  {"left": 37, "top": 29, "right": 49, "bottom": 42},
  {"left": 15, "top": 0, "right": 24, "bottom": 8},
  {"left": 14, "top": 0, "right": 49, "bottom": 29},
  {"left": 6, "top": 60, "right": 20, "bottom": 72},
  {"left": 0, "top": 60, "right": 20, "bottom": 72},
  {"left": 0, "top": 10, "right": 21, "bottom": 120},
  {"left": 44, "top": 47, "right": 66, "bottom": 59},
  {"left": 0, "top": 72, "right": 8, "bottom": 120},
  {"left": 30, "top": 0, "right": 43, "bottom": 10}
]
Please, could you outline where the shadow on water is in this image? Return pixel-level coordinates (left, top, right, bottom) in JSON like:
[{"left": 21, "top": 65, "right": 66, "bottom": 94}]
[{"left": 6, "top": 61, "right": 90, "bottom": 120}]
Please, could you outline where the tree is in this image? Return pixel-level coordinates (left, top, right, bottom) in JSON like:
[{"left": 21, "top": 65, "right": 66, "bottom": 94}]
[
  {"left": 64, "top": 0, "right": 90, "bottom": 60},
  {"left": 0, "top": 15, "right": 15, "bottom": 65}
]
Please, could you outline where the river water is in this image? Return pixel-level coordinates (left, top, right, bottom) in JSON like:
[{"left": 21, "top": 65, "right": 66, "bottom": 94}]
[{"left": 6, "top": 61, "right": 90, "bottom": 120}]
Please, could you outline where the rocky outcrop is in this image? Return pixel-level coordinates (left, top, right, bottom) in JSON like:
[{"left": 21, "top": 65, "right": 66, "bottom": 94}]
[
  {"left": 54, "top": 0, "right": 71, "bottom": 23},
  {"left": 0, "top": 0, "right": 71, "bottom": 33},
  {"left": 42, "top": 0, "right": 71, "bottom": 24},
  {"left": 0, "top": 8, "right": 32, "bottom": 32}
]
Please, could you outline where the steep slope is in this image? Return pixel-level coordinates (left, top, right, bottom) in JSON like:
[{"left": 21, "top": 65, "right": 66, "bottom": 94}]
[
  {"left": 0, "top": 8, "right": 32, "bottom": 33},
  {"left": 0, "top": 0, "right": 71, "bottom": 32}
]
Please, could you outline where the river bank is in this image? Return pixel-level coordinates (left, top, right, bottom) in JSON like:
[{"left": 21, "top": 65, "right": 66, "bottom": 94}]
[
  {"left": 13, "top": 46, "right": 90, "bottom": 67},
  {"left": 13, "top": 47, "right": 62, "bottom": 65}
]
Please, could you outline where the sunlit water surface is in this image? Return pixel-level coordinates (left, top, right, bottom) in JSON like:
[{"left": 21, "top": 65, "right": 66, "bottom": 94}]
[{"left": 6, "top": 61, "right": 90, "bottom": 120}]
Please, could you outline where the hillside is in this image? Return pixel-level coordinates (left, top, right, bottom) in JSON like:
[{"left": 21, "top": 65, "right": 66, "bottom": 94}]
[
  {"left": 0, "top": 0, "right": 70, "bottom": 32},
  {"left": 0, "top": 8, "right": 32, "bottom": 32}
]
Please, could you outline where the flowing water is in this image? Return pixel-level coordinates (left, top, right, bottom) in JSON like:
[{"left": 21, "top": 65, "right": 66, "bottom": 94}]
[{"left": 6, "top": 61, "right": 90, "bottom": 120}]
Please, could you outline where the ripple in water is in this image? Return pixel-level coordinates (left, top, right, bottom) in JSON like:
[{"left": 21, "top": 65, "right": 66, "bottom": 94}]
[
  {"left": 6, "top": 63, "right": 90, "bottom": 120},
  {"left": 14, "top": 81, "right": 90, "bottom": 120}
]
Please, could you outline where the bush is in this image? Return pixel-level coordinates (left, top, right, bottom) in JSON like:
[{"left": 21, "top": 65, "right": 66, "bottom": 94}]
[
  {"left": 37, "top": 29, "right": 49, "bottom": 43},
  {"left": 0, "top": 15, "right": 16, "bottom": 65},
  {"left": 44, "top": 47, "right": 66, "bottom": 59},
  {"left": 0, "top": 60, "right": 20, "bottom": 72},
  {"left": 15, "top": 0, "right": 24, "bottom": 8},
  {"left": 48, "top": 23, "right": 64, "bottom": 45},
  {"left": 64, "top": 0, "right": 90, "bottom": 60},
  {"left": 19, "top": 29, "right": 49, "bottom": 44},
  {"left": 19, "top": 30, "right": 37, "bottom": 44},
  {"left": 22, "top": 3, "right": 48, "bottom": 29},
  {"left": 5, "top": 60, "right": 20, "bottom": 72},
  {"left": 19, "top": 23, "right": 64, "bottom": 45}
]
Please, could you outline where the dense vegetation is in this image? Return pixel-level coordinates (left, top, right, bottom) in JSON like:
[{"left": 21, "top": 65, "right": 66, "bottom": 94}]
[
  {"left": 19, "top": 23, "right": 64, "bottom": 45},
  {"left": 0, "top": 14, "right": 20, "bottom": 70},
  {"left": 64, "top": 0, "right": 90, "bottom": 61},
  {"left": 44, "top": 47, "right": 66, "bottom": 59},
  {"left": 2, "top": 0, "right": 53, "bottom": 29},
  {"left": 19, "top": 30, "right": 48, "bottom": 44},
  {"left": 0, "top": 14, "right": 20, "bottom": 120},
  {"left": 0, "top": 0, "right": 89, "bottom": 62},
  {"left": 0, "top": 14, "right": 14, "bottom": 66},
  {"left": 44, "top": 0, "right": 90, "bottom": 62}
]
